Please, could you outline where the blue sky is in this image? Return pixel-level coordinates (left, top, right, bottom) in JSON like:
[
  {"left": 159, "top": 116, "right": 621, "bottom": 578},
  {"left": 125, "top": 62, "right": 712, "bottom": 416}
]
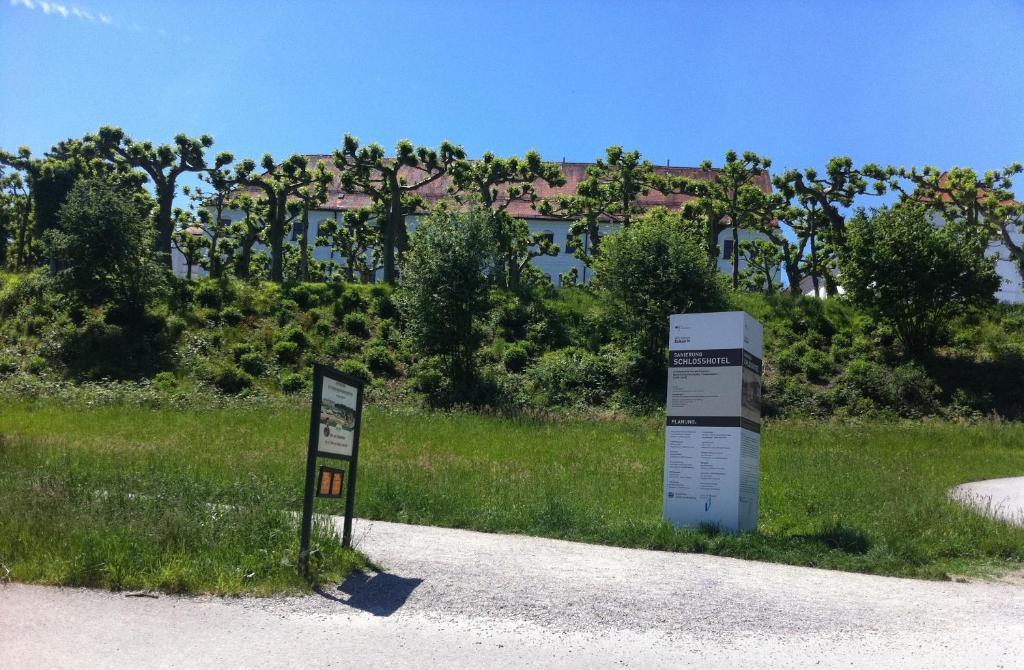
[{"left": 2, "top": 0, "right": 1023, "bottom": 181}]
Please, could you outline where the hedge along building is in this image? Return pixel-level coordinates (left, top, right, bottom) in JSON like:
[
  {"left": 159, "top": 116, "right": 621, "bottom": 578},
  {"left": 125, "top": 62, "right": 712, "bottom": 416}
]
[{"left": 172, "top": 157, "right": 776, "bottom": 285}]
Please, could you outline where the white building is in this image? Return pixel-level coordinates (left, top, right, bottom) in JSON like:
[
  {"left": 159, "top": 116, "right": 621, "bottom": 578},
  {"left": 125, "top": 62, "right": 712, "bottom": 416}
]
[{"left": 173, "top": 159, "right": 776, "bottom": 285}]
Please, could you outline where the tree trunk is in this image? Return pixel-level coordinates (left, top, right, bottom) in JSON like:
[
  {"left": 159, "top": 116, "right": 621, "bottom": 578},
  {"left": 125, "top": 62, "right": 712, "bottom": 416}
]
[
  {"left": 208, "top": 234, "right": 221, "bottom": 279},
  {"left": 156, "top": 190, "right": 175, "bottom": 269},
  {"left": 1000, "top": 219, "right": 1024, "bottom": 280},
  {"left": 15, "top": 210, "right": 29, "bottom": 269},
  {"left": 810, "top": 228, "right": 820, "bottom": 298},
  {"left": 298, "top": 205, "right": 310, "bottom": 282},
  {"left": 237, "top": 239, "right": 253, "bottom": 279},
  {"left": 731, "top": 223, "right": 740, "bottom": 289},
  {"left": 270, "top": 198, "right": 284, "bottom": 283},
  {"left": 381, "top": 202, "right": 405, "bottom": 284}
]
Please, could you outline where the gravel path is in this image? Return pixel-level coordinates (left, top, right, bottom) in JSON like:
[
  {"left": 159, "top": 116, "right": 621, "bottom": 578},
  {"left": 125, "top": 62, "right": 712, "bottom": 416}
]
[
  {"left": 951, "top": 476, "right": 1024, "bottom": 526},
  {"left": 3, "top": 517, "right": 1023, "bottom": 669}
]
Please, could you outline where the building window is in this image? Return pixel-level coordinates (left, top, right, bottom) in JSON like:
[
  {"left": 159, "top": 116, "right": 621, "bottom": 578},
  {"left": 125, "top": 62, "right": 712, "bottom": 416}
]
[
  {"left": 535, "top": 230, "right": 558, "bottom": 255},
  {"left": 722, "top": 239, "right": 734, "bottom": 260},
  {"left": 290, "top": 221, "right": 301, "bottom": 242},
  {"left": 218, "top": 217, "right": 231, "bottom": 227}
]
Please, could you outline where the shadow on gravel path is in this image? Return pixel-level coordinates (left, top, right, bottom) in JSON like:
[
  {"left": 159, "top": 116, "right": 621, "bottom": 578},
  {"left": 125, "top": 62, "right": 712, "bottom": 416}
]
[{"left": 315, "top": 571, "right": 423, "bottom": 617}]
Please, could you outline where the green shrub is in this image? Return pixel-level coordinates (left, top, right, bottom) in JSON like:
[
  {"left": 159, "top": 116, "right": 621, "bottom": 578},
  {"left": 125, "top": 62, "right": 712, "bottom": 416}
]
[
  {"left": 280, "top": 372, "right": 306, "bottom": 394},
  {"left": 371, "top": 291, "right": 398, "bottom": 319},
  {"left": 220, "top": 306, "right": 243, "bottom": 326},
  {"left": 526, "top": 347, "right": 616, "bottom": 406},
  {"left": 0, "top": 356, "right": 17, "bottom": 375},
  {"left": 800, "top": 349, "right": 833, "bottom": 383},
  {"left": 152, "top": 371, "right": 178, "bottom": 391},
  {"left": 230, "top": 342, "right": 254, "bottom": 362},
  {"left": 408, "top": 356, "right": 451, "bottom": 404},
  {"left": 238, "top": 352, "right": 265, "bottom": 376},
  {"left": 210, "top": 364, "right": 253, "bottom": 394},
  {"left": 193, "top": 283, "right": 223, "bottom": 309},
  {"left": 336, "top": 287, "right": 368, "bottom": 315},
  {"left": 337, "top": 359, "right": 371, "bottom": 384},
  {"left": 502, "top": 342, "right": 530, "bottom": 373},
  {"left": 277, "top": 325, "right": 308, "bottom": 349},
  {"left": 343, "top": 313, "right": 371, "bottom": 339},
  {"left": 327, "top": 333, "right": 363, "bottom": 357},
  {"left": 273, "top": 341, "right": 300, "bottom": 365},
  {"left": 26, "top": 355, "right": 48, "bottom": 374},
  {"left": 287, "top": 283, "right": 331, "bottom": 309},
  {"left": 364, "top": 345, "right": 398, "bottom": 378},
  {"left": 165, "top": 315, "right": 187, "bottom": 341}
]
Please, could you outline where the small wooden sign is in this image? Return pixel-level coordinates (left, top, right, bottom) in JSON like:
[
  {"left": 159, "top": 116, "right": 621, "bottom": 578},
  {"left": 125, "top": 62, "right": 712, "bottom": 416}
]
[{"left": 317, "top": 465, "right": 345, "bottom": 499}]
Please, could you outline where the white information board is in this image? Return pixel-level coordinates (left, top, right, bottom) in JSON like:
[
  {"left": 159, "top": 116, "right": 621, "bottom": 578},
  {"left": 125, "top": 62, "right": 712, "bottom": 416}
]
[
  {"left": 663, "top": 311, "right": 763, "bottom": 533},
  {"left": 316, "top": 375, "right": 360, "bottom": 458}
]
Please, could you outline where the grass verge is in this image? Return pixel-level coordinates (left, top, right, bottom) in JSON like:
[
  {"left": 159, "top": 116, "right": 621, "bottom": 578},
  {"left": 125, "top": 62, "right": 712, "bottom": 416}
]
[{"left": 1, "top": 400, "right": 1022, "bottom": 593}]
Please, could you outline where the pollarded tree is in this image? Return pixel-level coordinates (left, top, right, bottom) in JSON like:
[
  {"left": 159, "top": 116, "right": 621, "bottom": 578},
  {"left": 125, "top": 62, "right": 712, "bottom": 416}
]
[
  {"left": 227, "top": 194, "right": 267, "bottom": 279},
  {"left": 171, "top": 208, "right": 208, "bottom": 281},
  {"left": 738, "top": 239, "right": 784, "bottom": 294},
  {"left": 333, "top": 135, "right": 466, "bottom": 283},
  {"left": 315, "top": 209, "right": 380, "bottom": 282},
  {"left": 291, "top": 167, "right": 332, "bottom": 282},
  {"left": 840, "top": 203, "right": 999, "bottom": 354},
  {"left": 183, "top": 166, "right": 234, "bottom": 279},
  {"left": 775, "top": 157, "right": 888, "bottom": 252},
  {"left": 87, "top": 127, "right": 233, "bottom": 268},
  {"left": 885, "top": 164, "right": 1024, "bottom": 279},
  {"left": 449, "top": 151, "right": 565, "bottom": 290},
  {"left": 678, "top": 150, "right": 780, "bottom": 288},
  {"left": 0, "top": 161, "right": 32, "bottom": 268},
  {"left": 233, "top": 154, "right": 331, "bottom": 283},
  {"left": 538, "top": 146, "right": 668, "bottom": 264}
]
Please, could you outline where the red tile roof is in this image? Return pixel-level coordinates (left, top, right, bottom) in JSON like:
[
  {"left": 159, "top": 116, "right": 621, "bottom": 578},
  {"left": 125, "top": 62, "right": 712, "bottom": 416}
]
[{"left": 239, "top": 156, "right": 774, "bottom": 221}]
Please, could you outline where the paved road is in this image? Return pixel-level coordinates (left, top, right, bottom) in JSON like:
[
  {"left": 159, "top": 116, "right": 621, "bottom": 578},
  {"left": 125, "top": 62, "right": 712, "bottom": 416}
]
[
  {"left": 3, "top": 518, "right": 1023, "bottom": 669},
  {"left": 951, "top": 476, "right": 1024, "bottom": 526}
]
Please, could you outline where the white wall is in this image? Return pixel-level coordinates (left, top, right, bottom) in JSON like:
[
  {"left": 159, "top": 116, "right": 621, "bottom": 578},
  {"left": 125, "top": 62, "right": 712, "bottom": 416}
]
[{"left": 172, "top": 209, "right": 778, "bottom": 286}]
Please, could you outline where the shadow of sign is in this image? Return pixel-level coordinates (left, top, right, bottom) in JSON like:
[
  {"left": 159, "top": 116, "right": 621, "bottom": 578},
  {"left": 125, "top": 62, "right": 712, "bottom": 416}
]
[{"left": 317, "top": 571, "right": 423, "bottom": 617}]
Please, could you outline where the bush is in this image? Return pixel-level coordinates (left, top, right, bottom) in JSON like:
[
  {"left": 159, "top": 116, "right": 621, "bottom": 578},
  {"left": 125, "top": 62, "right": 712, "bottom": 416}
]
[
  {"left": 280, "top": 371, "right": 306, "bottom": 394},
  {"left": 371, "top": 291, "right": 398, "bottom": 319},
  {"left": 287, "top": 283, "right": 331, "bottom": 309},
  {"left": 800, "top": 349, "right": 833, "bottom": 383},
  {"left": 335, "top": 287, "right": 368, "bottom": 316},
  {"left": 396, "top": 205, "right": 495, "bottom": 400},
  {"left": 823, "top": 359, "right": 940, "bottom": 417},
  {"left": 840, "top": 204, "right": 999, "bottom": 354},
  {"left": 193, "top": 283, "right": 224, "bottom": 309},
  {"left": 46, "top": 176, "right": 166, "bottom": 313},
  {"left": 337, "top": 359, "right": 371, "bottom": 384},
  {"left": 273, "top": 341, "right": 300, "bottom": 365},
  {"left": 327, "top": 333, "right": 363, "bottom": 357},
  {"left": 343, "top": 312, "right": 371, "bottom": 339},
  {"left": 277, "top": 324, "right": 308, "bottom": 349},
  {"left": 230, "top": 342, "right": 254, "bottom": 362},
  {"left": 502, "top": 342, "right": 530, "bottom": 373},
  {"left": 209, "top": 364, "right": 253, "bottom": 394},
  {"left": 364, "top": 345, "right": 398, "bottom": 378},
  {"left": 220, "top": 306, "right": 243, "bottom": 326},
  {"left": 526, "top": 347, "right": 616, "bottom": 406},
  {"left": 594, "top": 207, "right": 727, "bottom": 366},
  {"left": 238, "top": 352, "right": 265, "bottom": 376}
]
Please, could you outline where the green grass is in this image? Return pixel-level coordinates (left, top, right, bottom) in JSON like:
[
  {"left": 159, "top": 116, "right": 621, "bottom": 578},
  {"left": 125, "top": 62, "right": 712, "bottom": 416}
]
[{"left": 1, "top": 400, "right": 1022, "bottom": 595}]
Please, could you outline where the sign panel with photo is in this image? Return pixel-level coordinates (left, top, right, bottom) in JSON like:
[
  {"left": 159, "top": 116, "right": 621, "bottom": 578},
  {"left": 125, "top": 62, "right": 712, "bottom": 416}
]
[{"left": 316, "top": 374, "right": 360, "bottom": 458}]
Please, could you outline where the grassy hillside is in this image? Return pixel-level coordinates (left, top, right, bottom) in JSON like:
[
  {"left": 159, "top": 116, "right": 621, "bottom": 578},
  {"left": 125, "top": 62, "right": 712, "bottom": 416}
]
[{"left": 2, "top": 271, "right": 1023, "bottom": 420}]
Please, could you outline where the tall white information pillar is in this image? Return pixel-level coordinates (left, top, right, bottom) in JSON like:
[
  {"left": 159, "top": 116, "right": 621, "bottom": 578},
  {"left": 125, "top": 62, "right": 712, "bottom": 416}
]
[{"left": 663, "top": 311, "right": 763, "bottom": 533}]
